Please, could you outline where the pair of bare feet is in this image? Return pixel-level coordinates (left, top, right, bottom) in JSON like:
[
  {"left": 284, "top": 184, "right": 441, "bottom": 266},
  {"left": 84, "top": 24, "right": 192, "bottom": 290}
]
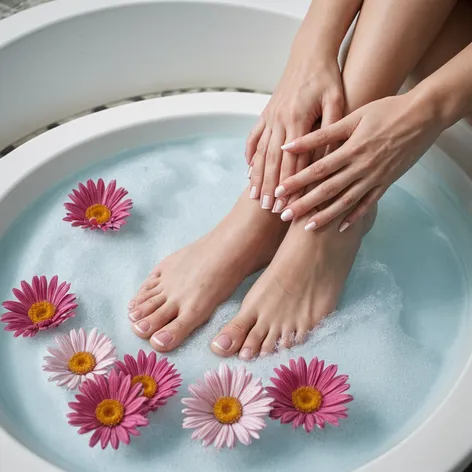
[{"left": 127, "top": 186, "right": 376, "bottom": 361}]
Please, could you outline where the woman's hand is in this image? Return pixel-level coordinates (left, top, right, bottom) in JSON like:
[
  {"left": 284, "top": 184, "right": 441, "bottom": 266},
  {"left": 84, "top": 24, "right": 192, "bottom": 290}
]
[
  {"left": 275, "top": 92, "right": 445, "bottom": 231},
  {"left": 247, "top": 56, "right": 344, "bottom": 212}
]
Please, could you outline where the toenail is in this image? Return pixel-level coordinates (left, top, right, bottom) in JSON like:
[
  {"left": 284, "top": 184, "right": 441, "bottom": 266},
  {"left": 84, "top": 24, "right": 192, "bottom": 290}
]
[
  {"left": 260, "top": 350, "right": 269, "bottom": 358},
  {"left": 239, "top": 348, "right": 252, "bottom": 361},
  {"left": 128, "top": 300, "right": 136, "bottom": 310},
  {"left": 135, "top": 320, "right": 150, "bottom": 333},
  {"left": 281, "top": 209, "right": 294, "bottom": 222},
  {"left": 152, "top": 331, "right": 173, "bottom": 347},
  {"left": 129, "top": 309, "right": 142, "bottom": 321},
  {"left": 212, "top": 335, "right": 232, "bottom": 351}
]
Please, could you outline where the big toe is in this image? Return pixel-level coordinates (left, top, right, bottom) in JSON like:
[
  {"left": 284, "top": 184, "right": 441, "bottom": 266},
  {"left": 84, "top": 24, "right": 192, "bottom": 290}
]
[{"left": 211, "top": 311, "right": 256, "bottom": 358}]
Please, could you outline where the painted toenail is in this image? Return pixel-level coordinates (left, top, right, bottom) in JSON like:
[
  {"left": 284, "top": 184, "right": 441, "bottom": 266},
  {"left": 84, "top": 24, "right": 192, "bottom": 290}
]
[
  {"left": 250, "top": 186, "right": 257, "bottom": 199},
  {"left": 261, "top": 194, "right": 271, "bottom": 209},
  {"left": 239, "top": 348, "right": 252, "bottom": 360},
  {"left": 275, "top": 185, "right": 286, "bottom": 198},
  {"left": 128, "top": 300, "right": 136, "bottom": 310},
  {"left": 260, "top": 350, "right": 269, "bottom": 358},
  {"left": 152, "top": 331, "right": 173, "bottom": 347},
  {"left": 212, "top": 335, "right": 232, "bottom": 351},
  {"left": 304, "top": 222, "right": 317, "bottom": 231},
  {"left": 272, "top": 200, "right": 284, "bottom": 213},
  {"left": 135, "top": 320, "right": 150, "bottom": 333},
  {"left": 129, "top": 309, "right": 143, "bottom": 321},
  {"left": 281, "top": 209, "right": 294, "bottom": 221}
]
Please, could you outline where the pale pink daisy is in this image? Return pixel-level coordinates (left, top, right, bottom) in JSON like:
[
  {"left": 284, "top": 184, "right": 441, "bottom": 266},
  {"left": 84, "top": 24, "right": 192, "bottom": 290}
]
[
  {"left": 1, "top": 275, "right": 77, "bottom": 338},
  {"left": 114, "top": 350, "right": 181, "bottom": 412},
  {"left": 182, "top": 364, "right": 272, "bottom": 449},
  {"left": 267, "top": 357, "right": 353, "bottom": 433},
  {"left": 43, "top": 328, "right": 117, "bottom": 390},
  {"left": 68, "top": 370, "right": 149, "bottom": 450},
  {"left": 63, "top": 178, "right": 132, "bottom": 231}
]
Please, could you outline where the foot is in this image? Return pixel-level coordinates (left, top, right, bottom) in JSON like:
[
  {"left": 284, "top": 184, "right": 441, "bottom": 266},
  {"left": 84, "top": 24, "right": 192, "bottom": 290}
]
[
  {"left": 211, "top": 206, "right": 377, "bottom": 360},
  {"left": 128, "top": 190, "right": 287, "bottom": 352}
]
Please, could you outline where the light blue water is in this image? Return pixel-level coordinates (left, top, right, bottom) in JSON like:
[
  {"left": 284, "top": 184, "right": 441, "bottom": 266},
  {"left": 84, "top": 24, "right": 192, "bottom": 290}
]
[{"left": 0, "top": 136, "right": 468, "bottom": 472}]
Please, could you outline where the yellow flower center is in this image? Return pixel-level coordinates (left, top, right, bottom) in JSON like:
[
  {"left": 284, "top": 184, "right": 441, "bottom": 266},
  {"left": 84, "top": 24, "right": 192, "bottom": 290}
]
[
  {"left": 27, "top": 301, "right": 56, "bottom": 324},
  {"left": 85, "top": 204, "right": 111, "bottom": 224},
  {"left": 68, "top": 352, "right": 97, "bottom": 375},
  {"left": 292, "top": 386, "right": 323, "bottom": 413},
  {"left": 213, "top": 396, "right": 243, "bottom": 424},
  {"left": 95, "top": 399, "right": 124, "bottom": 426},
  {"left": 131, "top": 375, "right": 158, "bottom": 399}
]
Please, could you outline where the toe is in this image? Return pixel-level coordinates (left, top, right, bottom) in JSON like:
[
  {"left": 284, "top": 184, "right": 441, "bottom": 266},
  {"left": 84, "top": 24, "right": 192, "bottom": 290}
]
[
  {"left": 260, "top": 329, "right": 280, "bottom": 357},
  {"left": 132, "top": 301, "right": 178, "bottom": 338},
  {"left": 211, "top": 310, "right": 257, "bottom": 358},
  {"left": 278, "top": 328, "right": 297, "bottom": 350},
  {"left": 134, "top": 285, "right": 163, "bottom": 307},
  {"left": 129, "top": 293, "right": 167, "bottom": 322},
  {"left": 238, "top": 324, "right": 269, "bottom": 361}
]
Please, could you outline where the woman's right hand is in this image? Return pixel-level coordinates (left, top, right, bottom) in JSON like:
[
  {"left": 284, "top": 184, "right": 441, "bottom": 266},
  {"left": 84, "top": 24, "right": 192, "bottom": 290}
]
[{"left": 246, "top": 54, "right": 344, "bottom": 213}]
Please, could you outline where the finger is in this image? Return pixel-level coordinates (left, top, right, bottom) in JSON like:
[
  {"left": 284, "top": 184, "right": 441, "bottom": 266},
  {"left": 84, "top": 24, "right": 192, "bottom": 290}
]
[
  {"left": 286, "top": 151, "right": 311, "bottom": 206},
  {"left": 275, "top": 147, "right": 350, "bottom": 199},
  {"left": 321, "top": 99, "right": 345, "bottom": 158},
  {"left": 260, "top": 125, "right": 285, "bottom": 210},
  {"left": 338, "top": 186, "right": 383, "bottom": 232},
  {"left": 249, "top": 127, "right": 271, "bottom": 200},
  {"left": 245, "top": 117, "right": 265, "bottom": 165},
  {"left": 280, "top": 168, "right": 362, "bottom": 222},
  {"left": 303, "top": 181, "right": 376, "bottom": 230},
  {"left": 281, "top": 115, "right": 355, "bottom": 154}
]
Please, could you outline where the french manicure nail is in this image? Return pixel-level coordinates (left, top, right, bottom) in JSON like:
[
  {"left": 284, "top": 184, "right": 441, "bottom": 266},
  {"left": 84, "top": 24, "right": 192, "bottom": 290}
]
[
  {"left": 239, "top": 348, "right": 252, "bottom": 360},
  {"left": 281, "top": 142, "right": 295, "bottom": 151},
  {"left": 212, "top": 334, "right": 232, "bottom": 351},
  {"left": 275, "top": 185, "right": 286, "bottom": 198},
  {"left": 128, "top": 300, "right": 136, "bottom": 310},
  {"left": 272, "top": 200, "right": 284, "bottom": 213},
  {"left": 152, "top": 331, "right": 173, "bottom": 347},
  {"left": 135, "top": 320, "right": 150, "bottom": 333},
  {"left": 339, "top": 222, "right": 350, "bottom": 233},
  {"left": 247, "top": 166, "right": 253, "bottom": 178},
  {"left": 250, "top": 186, "right": 257, "bottom": 199},
  {"left": 281, "top": 209, "right": 294, "bottom": 222},
  {"left": 129, "top": 309, "right": 142, "bottom": 321},
  {"left": 304, "top": 222, "right": 317, "bottom": 231},
  {"left": 260, "top": 350, "right": 269, "bottom": 358},
  {"left": 261, "top": 194, "right": 271, "bottom": 209}
]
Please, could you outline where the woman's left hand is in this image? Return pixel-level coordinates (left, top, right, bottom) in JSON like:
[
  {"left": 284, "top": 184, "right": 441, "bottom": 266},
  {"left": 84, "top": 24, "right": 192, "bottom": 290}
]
[{"left": 275, "top": 92, "right": 445, "bottom": 231}]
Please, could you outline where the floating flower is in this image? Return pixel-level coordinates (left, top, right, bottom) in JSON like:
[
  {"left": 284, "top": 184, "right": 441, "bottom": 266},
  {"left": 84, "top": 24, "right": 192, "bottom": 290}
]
[
  {"left": 267, "top": 357, "right": 353, "bottom": 433},
  {"left": 63, "top": 178, "right": 132, "bottom": 231},
  {"left": 182, "top": 364, "right": 272, "bottom": 449},
  {"left": 68, "top": 370, "right": 149, "bottom": 449},
  {"left": 43, "top": 328, "right": 117, "bottom": 390},
  {"left": 114, "top": 350, "right": 181, "bottom": 412},
  {"left": 1, "top": 275, "right": 77, "bottom": 337}
]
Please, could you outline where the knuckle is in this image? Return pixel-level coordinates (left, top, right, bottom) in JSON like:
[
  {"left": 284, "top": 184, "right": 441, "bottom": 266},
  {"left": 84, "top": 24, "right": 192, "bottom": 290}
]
[
  {"left": 265, "top": 149, "right": 278, "bottom": 165},
  {"left": 309, "top": 162, "right": 326, "bottom": 179},
  {"left": 229, "top": 321, "right": 247, "bottom": 334},
  {"left": 287, "top": 108, "right": 302, "bottom": 123},
  {"left": 342, "top": 193, "right": 356, "bottom": 208},
  {"left": 256, "top": 140, "right": 267, "bottom": 155},
  {"left": 321, "top": 181, "right": 337, "bottom": 198}
]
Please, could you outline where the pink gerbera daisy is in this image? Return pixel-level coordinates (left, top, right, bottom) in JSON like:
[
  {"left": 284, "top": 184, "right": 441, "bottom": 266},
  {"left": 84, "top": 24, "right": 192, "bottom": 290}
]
[
  {"left": 63, "top": 178, "right": 132, "bottom": 231},
  {"left": 43, "top": 328, "right": 117, "bottom": 390},
  {"left": 267, "top": 357, "right": 353, "bottom": 433},
  {"left": 114, "top": 350, "right": 181, "bottom": 412},
  {"left": 68, "top": 370, "right": 149, "bottom": 449},
  {"left": 182, "top": 364, "right": 272, "bottom": 449},
  {"left": 1, "top": 275, "right": 77, "bottom": 337}
]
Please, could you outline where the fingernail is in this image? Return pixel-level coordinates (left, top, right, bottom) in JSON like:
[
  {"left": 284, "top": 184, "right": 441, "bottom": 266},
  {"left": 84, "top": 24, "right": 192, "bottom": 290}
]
[
  {"left": 250, "top": 186, "right": 257, "bottom": 199},
  {"left": 261, "top": 194, "right": 271, "bottom": 209},
  {"left": 260, "top": 350, "right": 269, "bottom": 358},
  {"left": 281, "top": 142, "right": 295, "bottom": 151},
  {"left": 135, "top": 320, "right": 150, "bottom": 333},
  {"left": 127, "top": 300, "right": 136, "bottom": 310},
  {"left": 152, "top": 331, "right": 173, "bottom": 347},
  {"left": 212, "top": 334, "right": 232, "bottom": 351},
  {"left": 247, "top": 166, "right": 253, "bottom": 178},
  {"left": 129, "top": 309, "right": 143, "bottom": 321},
  {"left": 272, "top": 200, "right": 284, "bottom": 213},
  {"left": 304, "top": 222, "right": 317, "bottom": 231},
  {"left": 339, "top": 222, "right": 350, "bottom": 233},
  {"left": 239, "top": 348, "right": 252, "bottom": 360},
  {"left": 281, "top": 209, "right": 294, "bottom": 222},
  {"left": 275, "top": 185, "right": 286, "bottom": 198}
]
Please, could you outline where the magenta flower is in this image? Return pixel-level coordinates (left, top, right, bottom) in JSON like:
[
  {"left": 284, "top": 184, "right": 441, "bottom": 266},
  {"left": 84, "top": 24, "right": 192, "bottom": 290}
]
[
  {"left": 43, "top": 328, "right": 117, "bottom": 390},
  {"left": 63, "top": 178, "right": 132, "bottom": 231},
  {"left": 267, "top": 357, "right": 353, "bottom": 433},
  {"left": 114, "top": 350, "right": 181, "bottom": 412},
  {"left": 68, "top": 370, "right": 149, "bottom": 449},
  {"left": 1, "top": 275, "right": 77, "bottom": 338},
  {"left": 182, "top": 364, "right": 272, "bottom": 449}
]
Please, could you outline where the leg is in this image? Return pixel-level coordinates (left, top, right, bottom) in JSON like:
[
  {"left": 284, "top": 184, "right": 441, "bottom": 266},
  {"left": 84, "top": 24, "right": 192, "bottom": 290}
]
[{"left": 210, "top": 0, "right": 457, "bottom": 359}]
